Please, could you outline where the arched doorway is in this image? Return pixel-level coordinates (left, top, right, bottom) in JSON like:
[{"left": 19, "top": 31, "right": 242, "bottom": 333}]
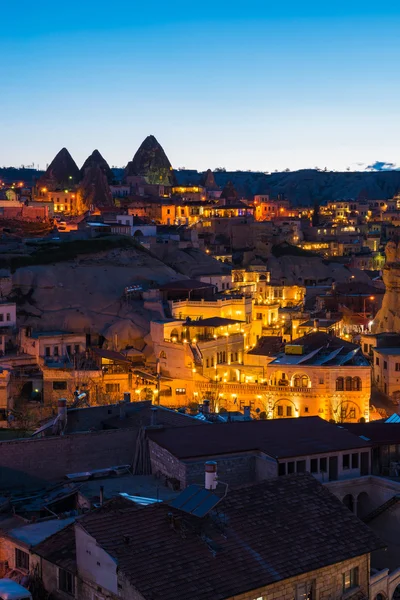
[
  {"left": 393, "top": 586, "right": 400, "bottom": 600},
  {"left": 342, "top": 494, "right": 354, "bottom": 513},
  {"left": 357, "top": 491, "right": 372, "bottom": 519}
]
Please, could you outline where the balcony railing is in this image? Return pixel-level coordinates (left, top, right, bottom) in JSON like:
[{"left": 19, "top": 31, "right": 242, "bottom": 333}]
[{"left": 196, "top": 381, "right": 312, "bottom": 394}]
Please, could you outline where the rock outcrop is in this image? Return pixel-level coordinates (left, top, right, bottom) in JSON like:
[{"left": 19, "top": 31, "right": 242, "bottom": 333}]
[
  {"left": 220, "top": 181, "right": 239, "bottom": 202},
  {"left": 80, "top": 149, "right": 114, "bottom": 183},
  {"left": 37, "top": 148, "right": 80, "bottom": 189},
  {"left": 201, "top": 169, "right": 219, "bottom": 191},
  {"left": 78, "top": 165, "right": 114, "bottom": 209},
  {"left": 11, "top": 247, "right": 182, "bottom": 350},
  {"left": 372, "top": 239, "right": 399, "bottom": 333},
  {"left": 124, "top": 135, "right": 177, "bottom": 186}
]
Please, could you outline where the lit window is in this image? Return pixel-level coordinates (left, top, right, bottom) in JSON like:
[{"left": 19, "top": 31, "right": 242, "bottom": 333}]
[
  {"left": 106, "top": 383, "right": 120, "bottom": 393},
  {"left": 343, "top": 567, "right": 359, "bottom": 592},
  {"left": 175, "top": 388, "right": 186, "bottom": 395}
]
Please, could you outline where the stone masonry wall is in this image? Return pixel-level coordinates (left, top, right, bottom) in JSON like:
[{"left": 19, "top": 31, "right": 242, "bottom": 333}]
[
  {"left": 226, "top": 555, "right": 369, "bottom": 600},
  {"left": 184, "top": 454, "right": 256, "bottom": 488},
  {"left": 0, "top": 428, "right": 136, "bottom": 490}
]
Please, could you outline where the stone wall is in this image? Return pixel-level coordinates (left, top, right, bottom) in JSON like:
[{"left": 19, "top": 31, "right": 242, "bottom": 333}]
[
  {"left": 0, "top": 428, "right": 135, "bottom": 490},
  {"left": 148, "top": 439, "right": 271, "bottom": 489},
  {"left": 184, "top": 453, "right": 257, "bottom": 488},
  {"left": 226, "top": 554, "right": 369, "bottom": 600}
]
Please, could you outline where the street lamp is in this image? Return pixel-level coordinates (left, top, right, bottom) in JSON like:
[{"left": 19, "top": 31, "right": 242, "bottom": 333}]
[{"left": 363, "top": 295, "right": 375, "bottom": 316}]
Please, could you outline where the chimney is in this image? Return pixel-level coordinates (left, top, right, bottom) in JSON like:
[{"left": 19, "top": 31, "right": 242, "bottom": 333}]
[
  {"left": 313, "top": 319, "right": 320, "bottom": 331},
  {"left": 123, "top": 392, "right": 131, "bottom": 404},
  {"left": 203, "top": 400, "right": 210, "bottom": 415},
  {"left": 205, "top": 461, "right": 218, "bottom": 490},
  {"left": 151, "top": 406, "right": 158, "bottom": 426},
  {"left": 243, "top": 406, "right": 251, "bottom": 420},
  {"left": 99, "top": 486, "right": 104, "bottom": 506},
  {"left": 58, "top": 398, "right": 67, "bottom": 432},
  {"left": 119, "top": 401, "right": 126, "bottom": 420}
]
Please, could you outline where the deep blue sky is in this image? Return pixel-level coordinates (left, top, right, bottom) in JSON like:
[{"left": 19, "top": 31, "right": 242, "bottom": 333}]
[{"left": 1, "top": 1, "right": 400, "bottom": 172}]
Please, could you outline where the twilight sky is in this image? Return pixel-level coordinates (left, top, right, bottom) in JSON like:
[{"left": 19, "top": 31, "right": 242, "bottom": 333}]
[{"left": 1, "top": 0, "right": 400, "bottom": 173}]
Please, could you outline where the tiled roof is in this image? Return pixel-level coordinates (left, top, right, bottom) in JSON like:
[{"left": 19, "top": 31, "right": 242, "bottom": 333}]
[
  {"left": 31, "top": 524, "right": 76, "bottom": 573},
  {"left": 103, "top": 404, "right": 208, "bottom": 430},
  {"left": 344, "top": 422, "right": 400, "bottom": 445},
  {"left": 146, "top": 416, "right": 370, "bottom": 460},
  {"left": 78, "top": 474, "right": 384, "bottom": 600},
  {"left": 247, "top": 336, "right": 283, "bottom": 356}
]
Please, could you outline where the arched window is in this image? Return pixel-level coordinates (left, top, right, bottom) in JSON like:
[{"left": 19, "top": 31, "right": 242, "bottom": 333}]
[
  {"left": 336, "top": 377, "right": 344, "bottom": 391},
  {"left": 159, "top": 351, "right": 167, "bottom": 359},
  {"left": 302, "top": 375, "right": 309, "bottom": 388},
  {"left": 352, "top": 377, "right": 362, "bottom": 391},
  {"left": 170, "top": 329, "right": 179, "bottom": 341},
  {"left": 345, "top": 377, "right": 353, "bottom": 391}
]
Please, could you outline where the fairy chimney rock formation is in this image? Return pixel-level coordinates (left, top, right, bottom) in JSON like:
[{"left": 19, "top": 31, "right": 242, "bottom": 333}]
[
  {"left": 124, "top": 135, "right": 176, "bottom": 186},
  {"left": 37, "top": 147, "right": 80, "bottom": 190},
  {"left": 80, "top": 149, "right": 114, "bottom": 183},
  {"left": 372, "top": 238, "right": 400, "bottom": 333}
]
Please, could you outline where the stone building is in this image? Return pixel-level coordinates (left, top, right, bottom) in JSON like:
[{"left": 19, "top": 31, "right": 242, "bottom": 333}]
[{"left": 22, "top": 474, "right": 384, "bottom": 600}]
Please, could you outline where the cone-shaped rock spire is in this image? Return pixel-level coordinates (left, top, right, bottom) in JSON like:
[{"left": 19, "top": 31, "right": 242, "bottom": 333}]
[
  {"left": 80, "top": 149, "right": 114, "bottom": 183},
  {"left": 124, "top": 135, "right": 176, "bottom": 186}
]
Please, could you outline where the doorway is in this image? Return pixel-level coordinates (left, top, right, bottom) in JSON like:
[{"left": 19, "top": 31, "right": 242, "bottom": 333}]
[{"left": 329, "top": 456, "right": 338, "bottom": 481}]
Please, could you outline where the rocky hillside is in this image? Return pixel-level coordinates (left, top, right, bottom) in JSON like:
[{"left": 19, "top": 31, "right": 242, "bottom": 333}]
[{"left": 175, "top": 169, "right": 400, "bottom": 205}]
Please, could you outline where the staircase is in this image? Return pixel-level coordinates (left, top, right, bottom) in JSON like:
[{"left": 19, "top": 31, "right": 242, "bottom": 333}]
[
  {"left": 190, "top": 343, "right": 203, "bottom": 368},
  {"left": 362, "top": 494, "right": 400, "bottom": 523}
]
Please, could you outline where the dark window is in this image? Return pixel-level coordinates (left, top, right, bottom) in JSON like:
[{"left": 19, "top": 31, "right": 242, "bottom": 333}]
[
  {"left": 296, "top": 460, "right": 306, "bottom": 473},
  {"left": 343, "top": 454, "right": 350, "bottom": 469},
  {"left": 349, "top": 407, "right": 356, "bottom": 419},
  {"left": 206, "top": 359, "right": 209, "bottom": 368},
  {"left": 384, "top": 361, "right": 388, "bottom": 370},
  {"left": 352, "top": 453, "right": 359, "bottom": 469},
  {"left": 278, "top": 463, "right": 286, "bottom": 476},
  {"left": 45, "top": 346, "right": 51, "bottom": 357},
  {"left": 343, "top": 567, "right": 358, "bottom": 591},
  {"left": 396, "top": 363, "right": 400, "bottom": 372},
  {"left": 54, "top": 345, "right": 59, "bottom": 356},
  {"left": 345, "top": 377, "right": 352, "bottom": 391},
  {"left": 15, "top": 548, "right": 29, "bottom": 571},
  {"left": 304, "top": 406, "right": 309, "bottom": 413},
  {"left": 320, "top": 457, "right": 327, "bottom": 472},
  {"left": 105, "top": 383, "right": 120, "bottom": 393},
  {"left": 53, "top": 381, "right": 67, "bottom": 390},
  {"left": 287, "top": 461, "right": 295, "bottom": 474},
  {"left": 66, "top": 345, "right": 71, "bottom": 355},
  {"left": 376, "top": 357, "right": 380, "bottom": 366},
  {"left": 59, "top": 568, "right": 75, "bottom": 595},
  {"left": 0, "top": 315, "right": 3, "bottom": 322},
  {"left": 286, "top": 406, "right": 292, "bottom": 417},
  {"left": 310, "top": 458, "right": 318, "bottom": 473},
  {"left": 6, "top": 313, "right": 10, "bottom": 321},
  {"left": 74, "top": 344, "right": 80, "bottom": 354},
  {"left": 211, "top": 357, "right": 214, "bottom": 367},
  {"left": 363, "top": 343, "right": 368, "bottom": 352},
  {"left": 277, "top": 405, "right": 283, "bottom": 416},
  {"left": 336, "top": 377, "right": 344, "bottom": 391}
]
